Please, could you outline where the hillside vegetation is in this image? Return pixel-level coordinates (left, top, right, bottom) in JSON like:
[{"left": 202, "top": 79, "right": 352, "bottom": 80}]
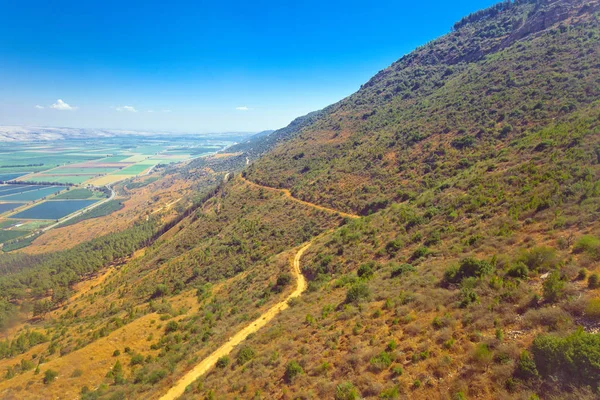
[{"left": 1, "top": 0, "right": 600, "bottom": 399}]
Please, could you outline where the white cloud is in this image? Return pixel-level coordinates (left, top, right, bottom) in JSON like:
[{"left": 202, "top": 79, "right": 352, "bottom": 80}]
[
  {"left": 50, "top": 99, "right": 76, "bottom": 111},
  {"left": 116, "top": 105, "right": 137, "bottom": 112},
  {"left": 35, "top": 105, "right": 44, "bottom": 109},
  {"left": 235, "top": 106, "right": 250, "bottom": 111},
  {"left": 162, "top": 109, "right": 172, "bottom": 113}
]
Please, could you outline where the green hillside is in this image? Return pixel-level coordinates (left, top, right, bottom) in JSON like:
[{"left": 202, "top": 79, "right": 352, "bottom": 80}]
[{"left": 1, "top": 0, "right": 600, "bottom": 399}]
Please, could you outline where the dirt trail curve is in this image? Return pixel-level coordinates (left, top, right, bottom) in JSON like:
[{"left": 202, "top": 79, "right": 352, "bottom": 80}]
[
  {"left": 239, "top": 175, "right": 359, "bottom": 219},
  {"left": 158, "top": 242, "right": 312, "bottom": 400}
]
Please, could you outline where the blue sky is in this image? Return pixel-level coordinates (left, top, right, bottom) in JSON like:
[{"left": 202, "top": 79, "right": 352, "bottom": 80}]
[{"left": 0, "top": 0, "right": 498, "bottom": 133}]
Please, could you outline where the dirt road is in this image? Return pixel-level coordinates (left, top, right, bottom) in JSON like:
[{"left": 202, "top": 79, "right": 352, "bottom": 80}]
[
  {"left": 158, "top": 241, "right": 311, "bottom": 400},
  {"left": 239, "top": 175, "right": 359, "bottom": 219}
]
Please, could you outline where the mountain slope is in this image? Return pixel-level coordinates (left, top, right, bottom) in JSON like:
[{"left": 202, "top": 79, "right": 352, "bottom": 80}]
[
  {"left": 245, "top": 0, "right": 600, "bottom": 215},
  {"left": 1, "top": 1, "right": 600, "bottom": 399}
]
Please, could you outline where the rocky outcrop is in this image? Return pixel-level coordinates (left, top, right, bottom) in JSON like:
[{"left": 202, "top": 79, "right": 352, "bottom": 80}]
[{"left": 503, "top": 0, "right": 600, "bottom": 46}]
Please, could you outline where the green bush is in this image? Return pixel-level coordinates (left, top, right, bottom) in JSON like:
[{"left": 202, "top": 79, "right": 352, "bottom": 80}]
[
  {"left": 130, "top": 353, "right": 144, "bottom": 366},
  {"left": 357, "top": 263, "right": 374, "bottom": 280},
  {"left": 473, "top": 343, "right": 493, "bottom": 364},
  {"left": 43, "top": 369, "right": 58, "bottom": 384},
  {"left": 379, "top": 386, "right": 399, "bottom": 399},
  {"left": 444, "top": 258, "right": 493, "bottom": 284},
  {"left": 370, "top": 352, "right": 393, "bottom": 371},
  {"left": 507, "top": 262, "right": 529, "bottom": 279},
  {"left": 345, "top": 282, "right": 371, "bottom": 304},
  {"left": 236, "top": 346, "right": 255, "bottom": 365},
  {"left": 588, "top": 273, "right": 600, "bottom": 289},
  {"left": 152, "top": 284, "right": 169, "bottom": 298},
  {"left": 390, "top": 263, "right": 415, "bottom": 278},
  {"left": 335, "top": 382, "right": 360, "bottom": 400},
  {"left": 411, "top": 246, "right": 430, "bottom": 260},
  {"left": 531, "top": 329, "right": 600, "bottom": 387},
  {"left": 542, "top": 271, "right": 565, "bottom": 303},
  {"left": 146, "top": 369, "right": 167, "bottom": 385},
  {"left": 284, "top": 361, "right": 304, "bottom": 382},
  {"left": 585, "top": 298, "right": 600, "bottom": 319},
  {"left": 515, "top": 350, "right": 538, "bottom": 379},
  {"left": 519, "top": 247, "right": 558, "bottom": 272},
  {"left": 573, "top": 235, "right": 600, "bottom": 260},
  {"left": 385, "top": 239, "right": 403, "bottom": 255},
  {"left": 216, "top": 356, "right": 230, "bottom": 368},
  {"left": 165, "top": 320, "right": 179, "bottom": 333}
]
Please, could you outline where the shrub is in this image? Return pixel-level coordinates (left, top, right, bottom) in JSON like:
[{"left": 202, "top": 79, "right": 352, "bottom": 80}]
[
  {"left": 216, "top": 356, "right": 230, "bottom": 368},
  {"left": 370, "top": 352, "right": 393, "bottom": 371},
  {"left": 43, "top": 369, "right": 58, "bottom": 384},
  {"left": 577, "top": 268, "right": 588, "bottom": 281},
  {"left": 543, "top": 271, "right": 565, "bottom": 302},
  {"left": 411, "top": 246, "right": 430, "bottom": 260},
  {"left": 585, "top": 298, "right": 600, "bottom": 319},
  {"left": 236, "top": 346, "right": 255, "bottom": 365},
  {"left": 473, "top": 343, "right": 493, "bottom": 364},
  {"left": 390, "top": 263, "right": 415, "bottom": 278},
  {"left": 424, "top": 231, "right": 441, "bottom": 247},
  {"left": 152, "top": 284, "right": 169, "bottom": 298},
  {"left": 165, "top": 321, "right": 178, "bottom": 333},
  {"left": 507, "top": 262, "right": 529, "bottom": 279},
  {"left": 573, "top": 235, "right": 600, "bottom": 260},
  {"left": 130, "top": 353, "right": 144, "bottom": 366},
  {"left": 345, "top": 282, "right": 371, "bottom": 304},
  {"left": 519, "top": 247, "right": 558, "bottom": 272},
  {"left": 284, "top": 361, "right": 304, "bottom": 382},
  {"left": 357, "top": 263, "right": 374, "bottom": 280},
  {"left": 531, "top": 329, "right": 600, "bottom": 386},
  {"left": 445, "top": 258, "right": 493, "bottom": 284},
  {"left": 273, "top": 273, "right": 292, "bottom": 292},
  {"left": 112, "top": 350, "right": 121, "bottom": 357},
  {"left": 588, "top": 273, "right": 600, "bottom": 289},
  {"left": 335, "top": 382, "right": 360, "bottom": 400},
  {"left": 385, "top": 239, "right": 403, "bottom": 255},
  {"left": 146, "top": 369, "right": 167, "bottom": 384},
  {"left": 451, "top": 135, "right": 475, "bottom": 149},
  {"left": 515, "top": 350, "right": 538, "bottom": 379},
  {"left": 379, "top": 386, "right": 399, "bottom": 399}
]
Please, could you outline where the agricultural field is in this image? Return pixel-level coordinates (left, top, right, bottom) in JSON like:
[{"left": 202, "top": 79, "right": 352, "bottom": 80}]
[
  {"left": 0, "top": 186, "right": 65, "bottom": 201},
  {"left": 0, "top": 203, "right": 22, "bottom": 214},
  {"left": 0, "top": 135, "right": 235, "bottom": 186},
  {"left": 53, "top": 188, "right": 103, "bottom": 200},
  {"left": 0, "top": 134, "right": 237, "bottom": 251},
  {"left": 12, "top": 200, "right": 98, "bottom": 220}
]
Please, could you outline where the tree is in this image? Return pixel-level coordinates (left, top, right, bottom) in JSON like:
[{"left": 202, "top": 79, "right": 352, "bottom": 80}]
[{"left": 32, "top": 300, "right": 52, "bottom": 319}]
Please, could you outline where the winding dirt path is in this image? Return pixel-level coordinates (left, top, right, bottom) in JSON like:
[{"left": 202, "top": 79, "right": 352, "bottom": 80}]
[
  {"left": 158, "top": 242, "right": 311, "bottom": 400},
  {"left": 239, "top": 175, "right": 359, "bottom": 219}
]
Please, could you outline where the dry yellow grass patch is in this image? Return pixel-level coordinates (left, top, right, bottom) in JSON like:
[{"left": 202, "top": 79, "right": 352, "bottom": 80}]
[{"left": 0, "top": 290, "right": 200, "bottom": 400}]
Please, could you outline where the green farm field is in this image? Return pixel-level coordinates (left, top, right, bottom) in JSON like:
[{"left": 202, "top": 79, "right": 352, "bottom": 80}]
[{"left": 0, "top": 136, "right": 233, "bottom": 186}]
